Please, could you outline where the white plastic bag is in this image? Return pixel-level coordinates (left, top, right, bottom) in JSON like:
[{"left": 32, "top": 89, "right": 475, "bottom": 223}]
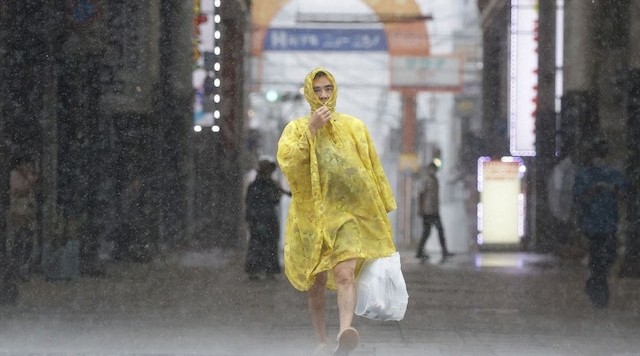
[{"left": 355, "top": 252, "right": 409, "bottom": 321}]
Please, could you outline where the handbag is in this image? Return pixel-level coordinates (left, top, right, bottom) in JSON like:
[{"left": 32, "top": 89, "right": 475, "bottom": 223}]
[{"left": 355, "top": 252, "right": 409, "bottom": 321}]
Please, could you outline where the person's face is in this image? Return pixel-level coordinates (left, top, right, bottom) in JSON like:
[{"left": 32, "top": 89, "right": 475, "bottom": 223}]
[{"left": 312, "top": 75, "right": 334, "bottom": 103}]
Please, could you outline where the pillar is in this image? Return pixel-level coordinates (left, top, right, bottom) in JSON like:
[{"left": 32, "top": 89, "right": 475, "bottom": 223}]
[
  {"left": 0, "top": 1, "right": 13, "bottom": 303},
  {"left": 560, "top": 0, "right": 596, "bottom": 161},
  {"left": 157, "top": 0, "right": 195, "bottom": 246},
  {"left": 209, "top": 0, "right": 249, "bottom": 247},
  {"left": 620, "top": 0, "right": 640, "bottom": 278},
  {"left": 481, "top": 4, "right": 510, "bottom": 157},
  {"left": 398, "top": 92, "right": 418, "bottom": 246},
  {"left": 533, "top": 0, "right": 557, "bottom": 251}
]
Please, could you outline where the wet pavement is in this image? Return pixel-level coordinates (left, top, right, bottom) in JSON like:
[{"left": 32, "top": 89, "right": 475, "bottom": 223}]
[{"left": 1, "top": 246, "right": 640, "bottom": 355}]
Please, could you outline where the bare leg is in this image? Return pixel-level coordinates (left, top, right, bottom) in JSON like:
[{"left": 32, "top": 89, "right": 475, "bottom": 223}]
[
  {"left": 308, "top": 272, "right": 328, "bottom": 344},
  {"left": 333, "top": 259, "right": 357, "bottom": 333}
]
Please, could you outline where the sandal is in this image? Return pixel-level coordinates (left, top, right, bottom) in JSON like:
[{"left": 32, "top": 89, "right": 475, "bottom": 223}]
[{"left": 334, "top": 327, "right": 359, "bottom": 355}]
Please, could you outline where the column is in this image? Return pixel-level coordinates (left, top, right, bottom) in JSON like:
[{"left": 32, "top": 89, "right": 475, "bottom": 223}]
[
  {"left": 533, "top": 0, "right": 557, "bottom": 251},
  {"left": 560, "top": 0, "right": 596, "bottom": 161},
  {"left": 620, "top": 0, "right": 640, "bottom": 278}
]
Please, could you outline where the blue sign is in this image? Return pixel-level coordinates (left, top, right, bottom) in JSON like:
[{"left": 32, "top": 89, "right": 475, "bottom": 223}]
[{"left": 264, "top": 28, "right": 387, "bottom": 52}]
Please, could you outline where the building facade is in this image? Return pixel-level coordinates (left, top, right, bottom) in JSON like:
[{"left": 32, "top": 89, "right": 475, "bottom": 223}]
[{"left": 478, "top": 0, "right": 640, "bottom": 276}]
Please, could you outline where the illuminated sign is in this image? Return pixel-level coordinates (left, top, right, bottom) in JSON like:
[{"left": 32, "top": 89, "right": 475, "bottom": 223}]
[
  {"left": 193, "top": 0, "right": 221, "bottom": 130},
  {"left": 509, "top": 0, "right": 539, "bottom": 156},
  {"left": 477, "top": 157, "right": 526, "bottom": 245},
  {"left": 390, "top": 55, "right": 463, "bottom": 91},
  {"left": 264, "top": 28, "right": 388, "bottom": 51}
]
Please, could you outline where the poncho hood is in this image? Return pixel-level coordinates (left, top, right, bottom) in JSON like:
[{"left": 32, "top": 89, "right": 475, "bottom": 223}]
[{"left": 303, "top": 67, "right": 338, "bottom": 113}]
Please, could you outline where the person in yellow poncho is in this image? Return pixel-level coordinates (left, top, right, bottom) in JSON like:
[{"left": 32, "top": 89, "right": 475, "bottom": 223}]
[{"left": 277, "top": 67, "right": 397, "bottom": 355}]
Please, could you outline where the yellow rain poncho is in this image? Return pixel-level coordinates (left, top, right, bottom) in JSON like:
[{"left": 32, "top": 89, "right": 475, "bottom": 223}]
[{"left": 277, "top": 67, "right": 397, "bottom": 291}]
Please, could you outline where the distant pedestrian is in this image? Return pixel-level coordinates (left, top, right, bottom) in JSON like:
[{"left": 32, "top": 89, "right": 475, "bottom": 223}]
[
  {"left": 548, "top": 154, "right": 583, "bottom": 255},
  {"left": 573, "top": 137, "right": 628, "bottom": 307},
  {"left": 9, "top": 155, "right": 39, "bottom": 279},
  {"left": 416, "top": 162, "right": 453, "bottom": 262},
  {"left": 113, "top": 177, "right": 151, "bottom": 263},
  {"left": 244, "top": 156, "right": 289, "bottom": 280}
]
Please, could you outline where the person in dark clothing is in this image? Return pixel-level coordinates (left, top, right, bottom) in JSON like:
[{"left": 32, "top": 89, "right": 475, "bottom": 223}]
[
  {"left": 9, "top": 156, "right": 39, "bottom": 280},
  {"left": 113, "top": 177, "right": 151, "bottom": 263},
  {"left": 416, "top": 162, "right": 453, "bottom": 262},
  {"left": 573, "top": 137, "right": 628, "bottom": 307},
  {"left": 245, "top": 157, "right": 290, "bottom": 280},
  {"left": 2, "top": 155, "right": 37, "bottom": 303}
]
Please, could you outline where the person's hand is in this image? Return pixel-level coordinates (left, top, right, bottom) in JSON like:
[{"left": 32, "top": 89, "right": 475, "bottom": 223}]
[{"left": 309, "top": 106, "right": 332, "bottom": 134}]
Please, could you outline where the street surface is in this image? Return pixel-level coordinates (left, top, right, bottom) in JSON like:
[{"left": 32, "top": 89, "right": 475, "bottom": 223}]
[{"left": 1, "top": 245, "right": 640, "bottom": 355}]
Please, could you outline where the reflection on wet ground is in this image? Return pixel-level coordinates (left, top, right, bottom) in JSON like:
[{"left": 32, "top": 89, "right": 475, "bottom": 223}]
[
  {"left": 415, "top": 250, "right": 563, "bottom": 274},
  {"left": 1, "top": 247, "right": 639, "bottom": 355},
  {"left": 473, "top": 252, "right": 560, "bottom": 270}
]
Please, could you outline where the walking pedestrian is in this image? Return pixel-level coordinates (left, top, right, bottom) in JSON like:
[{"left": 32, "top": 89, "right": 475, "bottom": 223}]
[
  {"left": 9, "top": 155, "right": 39, "bottom": 280},
  {"left": 277, "top": 67, "right": 398, "bottom": 355},
  {"left": 416, "top": 162, "right": 453, "bottom": 262},
  {"left": 113, "top": 177, "right": 151, "bottom": 263},
  {"left": 573, "top": 137, "right": 628, "bottom": 307},
  {"left": 244, "top": 156, "right": 289, "bottom": 280}
]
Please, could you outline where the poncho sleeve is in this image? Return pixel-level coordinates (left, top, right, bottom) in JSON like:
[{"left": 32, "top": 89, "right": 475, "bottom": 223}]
[
  {"left": 277, "top": 118, "right": 314, "bottom": 203},
  {"left": 358, "top": 122, "right": 397, "bottom": 213}
]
